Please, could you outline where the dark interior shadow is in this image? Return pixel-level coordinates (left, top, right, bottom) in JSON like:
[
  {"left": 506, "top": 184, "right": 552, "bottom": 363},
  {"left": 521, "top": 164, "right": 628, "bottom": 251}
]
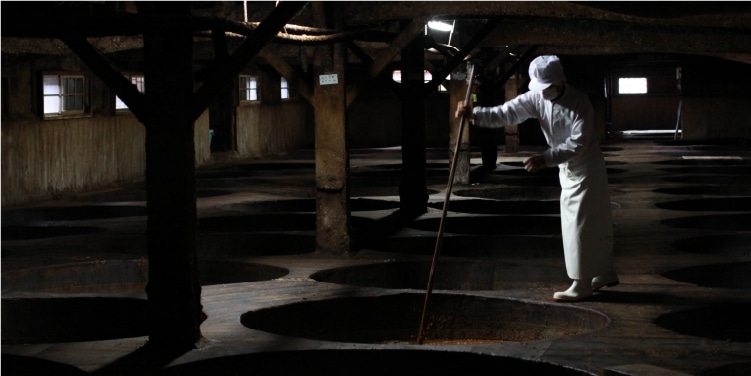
[
  {"left": 587, "top": 290, "right": 730, "bottom": 307},
  {"left": 469, "top": 164, "right": 497, "bottom": 183},
  {"left": 354, "top": 208, "right": 426, "bottom": 251},
  {"left": 2, "top": 354, "right": 87, "bottom": 375},
  {"left": 91, "top": 341, "right": 194, "bottom": 376}
]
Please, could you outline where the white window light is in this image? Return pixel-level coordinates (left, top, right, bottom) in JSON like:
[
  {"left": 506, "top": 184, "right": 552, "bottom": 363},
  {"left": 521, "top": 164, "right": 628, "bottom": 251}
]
[
  {"left": 392, "top": 70, "right": 448, "bottom": 92},
  {"left": 428, "top": 20, "right": 453, "bottom": 32},
  {"left": 618, "top": 77, "right": 648, "bottom": 94},
  {"left": 43, "top": 74, "right": 86, "bottom": 118},
  {"left": 281, "top": 77, "right": 289, "bottom": 99},
  {"left": 115, "top": 75, "right": 144, "bottom": 110},
  {"left": 239, "top": 75, "right": 259, "bottom": 101},
  {"left": 280, "top": 77, "right": 298, "bottom": 100}
]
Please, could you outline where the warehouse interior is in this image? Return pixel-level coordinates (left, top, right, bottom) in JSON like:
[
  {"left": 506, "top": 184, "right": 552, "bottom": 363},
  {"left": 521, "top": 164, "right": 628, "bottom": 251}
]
[{"left": 2, "top": 2, "right": 751, "bottom": 375}]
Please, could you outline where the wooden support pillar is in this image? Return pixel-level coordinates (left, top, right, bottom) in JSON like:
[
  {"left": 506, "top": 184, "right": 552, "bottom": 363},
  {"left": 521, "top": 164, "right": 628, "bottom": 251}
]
[
  {"left": 477, "top": 75, "right": 499, "bottom": 169},
  {"left": 208, "top": 28, "right": 236, "bottom": 153},
  {"left": 142, "top": 7, "right": 203, "bottom": 348},
  {"left": 313, "top": 3, "right": 350, "bottom": 255},
  {"left": 208, "top": 84, "right": 236, "bottom": 152},
  {"left": 398, "top": 34, "right": 428, "bottom": 216},
  {"left": 448, "top": 67, "right": 472, "bottom": 185},
  {"left": 504, "top": 74, "right": 520, "bottom": 153}
]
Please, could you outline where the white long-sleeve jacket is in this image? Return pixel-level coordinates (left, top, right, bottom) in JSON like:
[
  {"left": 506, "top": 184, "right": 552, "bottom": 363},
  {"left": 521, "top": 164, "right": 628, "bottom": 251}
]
[{"left": 472, "top": 85, "right": 599, "bottom": 172}]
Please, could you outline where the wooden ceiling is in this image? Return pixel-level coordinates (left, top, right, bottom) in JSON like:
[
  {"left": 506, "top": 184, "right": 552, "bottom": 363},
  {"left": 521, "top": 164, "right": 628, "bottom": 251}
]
[{"left": 2, "top": 1, "right": 750, "bottom": 64}]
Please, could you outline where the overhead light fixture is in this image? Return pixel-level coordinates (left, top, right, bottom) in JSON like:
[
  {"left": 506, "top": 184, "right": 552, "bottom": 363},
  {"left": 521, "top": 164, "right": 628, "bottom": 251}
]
[{"left": 428, "top": 20, "right": 454, "bottom": 32}]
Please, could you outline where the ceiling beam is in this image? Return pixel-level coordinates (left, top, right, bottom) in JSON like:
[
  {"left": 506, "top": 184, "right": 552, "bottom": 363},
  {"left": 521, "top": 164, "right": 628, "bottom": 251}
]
[
  {"left": 258, "top": 47, "right": 313, "bottom": 103},
  {"left": 482, "top": 18, "right": 751, "bottom": 58},
  {"left": 346, "top": 16, "right": 430, "bottom": 107},
  {"left": 424, "top": 18, "right": 500, "bottom": 98},
  {"left": 189, "top": 1, "right": 308, "bottom": 122},
  {"left": 61, "top": 36, "right": 148, "bottom": 122}
]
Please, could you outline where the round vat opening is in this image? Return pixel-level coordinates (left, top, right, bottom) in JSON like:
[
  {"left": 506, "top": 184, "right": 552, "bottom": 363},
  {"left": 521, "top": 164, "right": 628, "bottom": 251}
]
[
  {"left": 427, "top": 199, "right": 559, "bottom": 215},
  {"left": 654, "top": 303, "right": 751, "bottom": 342},
  {"left": 1, "top": 205, "right": 146, "bottom": 225},
  {"left": 199, "top": 260, "right": 288, "bottom": 285},
  {"left": 351, "top": 174, "right": 448, "bottom": 189},
  {"left": 197, "top": 162, "right": 314, "bottom": 179},
  {"left": 310, "top": 260, "right": 569, "bottom": 290},
  {"left": 198, "top": 232, "right": 314, "bottom": 257},
  {"left": 351, "top": 187, "right": 440, "bottom": 197},
  {"left": 654, "top": 138, "right": 749, "bottom": 147},
  {"left": 658, "top": 166, "right": 751, "bottom": 175},
  {"left": 454, "top": 186, "right": 562, "bottom": 201},
  {"left": 1, "top": 297, "right": 148, "bottom": 344},
  {"left": 161, "top": 349, "right": 595, "bottom": 375},
  {"left": 241, "top": 293, "right": 608, "bottom": 345},
  {"left": 222, "top": 198, "right": 400, "bottom": 213},
  {"left": 408, "top": 215, "right": 560, "bottom": 236},
  {"left": 198, "top": 214, "right": 384, "bottom": 249},
  {"left": 1, "top": 260, "right": 288, "bottom": 294},
  {"left": 376, "top": 234, "right": 563, "bottom": 258},
  {"left": 699, "top": 362, "right": 751, "bottom": 376},
  {"left": 351, "top": 198, "right": 402, "bottom": 211},
  {"left": 661, "top": 262, "right": 750, "bottom": 290},
  {"left": 654, "top": 186, "right": 751, "bottom": 196},
  {"left": 655, "top": 197, "right": 751, "bottom": 212},
  {"left": 660, "top": 213, "right": 751, "bottom": 231},
  {"left": 352, "top": 163, "right": 451, "bottom": 178},
  {"left": 653, "top": 159, "right": 748, "bottom": 166},
  {"left": 671, "top": 234, "right": 751, "bottom": 258},
  {"left": 496, "top": 165, "right": 627, "bottom": 176},
  {"left": 74, "top": 188, "right": 231, "bottom": 202},
  {"left": 1, "top": 225, "right": 105, "bottom": 241},
  {"left": 480, "top": 172, "right": 560, "bottom": 187},
  {"left": 2, "top": 354, "right": 87, "bottom": 375},
  {"left": 502, "top": 160, "right": 626, "bottom": 168},
  {"left": 663, "top": 175, "right": 751, "bottom": 185},
  {"left": 199, "top": 213, "right": 374, "bottom": 232}
]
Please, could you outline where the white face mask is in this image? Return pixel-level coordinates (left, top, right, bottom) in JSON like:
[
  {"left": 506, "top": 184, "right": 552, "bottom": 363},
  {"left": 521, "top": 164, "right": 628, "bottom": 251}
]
[{"left": 541, "top": 86, "right": 560, "bottom": 101}]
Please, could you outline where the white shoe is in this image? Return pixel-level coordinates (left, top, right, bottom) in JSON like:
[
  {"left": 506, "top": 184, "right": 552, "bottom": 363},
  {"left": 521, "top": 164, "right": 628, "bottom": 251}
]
[
  {"left": 553, "top": 280, "right": 593, "bottom": 302},
  {"left": 592, "top": 271, "right": 619, "bottom": 291}
]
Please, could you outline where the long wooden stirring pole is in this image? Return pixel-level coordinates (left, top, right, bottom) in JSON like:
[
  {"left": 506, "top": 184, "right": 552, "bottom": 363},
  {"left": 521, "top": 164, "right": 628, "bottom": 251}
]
[{"left": 417, "top": 62, "right": 476, "bottom": 344}]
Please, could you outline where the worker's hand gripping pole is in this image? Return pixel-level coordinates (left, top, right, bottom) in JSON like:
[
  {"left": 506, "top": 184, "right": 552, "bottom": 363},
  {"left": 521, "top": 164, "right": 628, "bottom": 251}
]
[{"left": 417, "top": 61, "right": 477, "bottom": 344}]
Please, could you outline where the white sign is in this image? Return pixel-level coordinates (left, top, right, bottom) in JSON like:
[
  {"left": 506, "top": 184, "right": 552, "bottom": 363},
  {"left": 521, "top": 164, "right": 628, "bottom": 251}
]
[{"left": 319, "top": 74, "right": 339, "bottom": 85}]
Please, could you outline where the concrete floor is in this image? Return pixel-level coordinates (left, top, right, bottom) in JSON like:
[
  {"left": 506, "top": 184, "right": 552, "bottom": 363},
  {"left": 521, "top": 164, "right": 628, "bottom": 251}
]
[{"left": 2, "top": 139, "right": 750, "bottom": 375}]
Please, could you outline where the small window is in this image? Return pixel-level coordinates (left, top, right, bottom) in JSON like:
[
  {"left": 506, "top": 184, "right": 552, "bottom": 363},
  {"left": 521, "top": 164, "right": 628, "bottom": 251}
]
[
  {"left": 618, "top": 77, "right": 648, "bottom": 94},
  {"left": 239, "top": 75, "right": 259, "bottom": 102},
  {"left": 392, "top": 70, "right": 448, "bottom": 92},
  {"left": 115, "top": 74, "right": 145, "bottom": 110},
  {"left": 280, "top": 77, "right": 297, "bottom": 100},
  {"left": 43, "top": 73, "right": 89, "bottom": 118}
]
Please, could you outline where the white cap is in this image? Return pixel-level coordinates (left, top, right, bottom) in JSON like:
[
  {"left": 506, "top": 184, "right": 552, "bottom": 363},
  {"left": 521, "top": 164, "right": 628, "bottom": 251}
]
[{"left": 528, "top": 55, "right": 565, "bottom": 91}]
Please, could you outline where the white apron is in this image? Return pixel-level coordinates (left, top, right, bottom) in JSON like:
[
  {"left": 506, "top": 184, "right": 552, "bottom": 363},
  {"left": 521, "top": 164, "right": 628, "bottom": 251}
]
[{"left": 558, "top": 147, "right": 614, "bottom": 280}]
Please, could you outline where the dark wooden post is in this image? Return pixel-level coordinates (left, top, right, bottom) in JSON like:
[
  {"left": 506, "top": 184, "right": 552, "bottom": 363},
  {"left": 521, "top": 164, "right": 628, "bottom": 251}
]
[
  {"left": 477, "top": 74, "right": 500, "bottom": 169},
  {"left": 504, "top": 74, "right": 520, "bottom": 152},
  {"left": 313, "top": 3, "right": 350, "bottom": 255},
  {"left": 398, "top": 35, "right": 428, "bottom": 216},
  {"left": 142, "top": 6, "right": 203, "bottom": 348}
]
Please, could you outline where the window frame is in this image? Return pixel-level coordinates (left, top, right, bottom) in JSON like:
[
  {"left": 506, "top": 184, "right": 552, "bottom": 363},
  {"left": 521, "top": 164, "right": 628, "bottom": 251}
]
[
  {"left": 40, "top": 72, "right": 91, "bottom": 120},
  {"left": 115, "top": 73, "right": 145, "bottom": 112},
  {"left": 617, "top": 77, "right": 648, "bottom": 95},
  {"left": 239, "top": 74, "right": 260, "bottom": 104},
  {"left": 280, "top": 76, "right": 298, "bottom": 101},
  {"left": 392, "top": 69, "right": 448, "bottom": 92}
]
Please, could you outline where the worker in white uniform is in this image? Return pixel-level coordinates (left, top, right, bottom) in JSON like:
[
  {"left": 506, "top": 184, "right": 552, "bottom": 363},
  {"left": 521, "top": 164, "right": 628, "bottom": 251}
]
[{"left": 455, "top": 55, "right": 618, "bottom": 302}]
